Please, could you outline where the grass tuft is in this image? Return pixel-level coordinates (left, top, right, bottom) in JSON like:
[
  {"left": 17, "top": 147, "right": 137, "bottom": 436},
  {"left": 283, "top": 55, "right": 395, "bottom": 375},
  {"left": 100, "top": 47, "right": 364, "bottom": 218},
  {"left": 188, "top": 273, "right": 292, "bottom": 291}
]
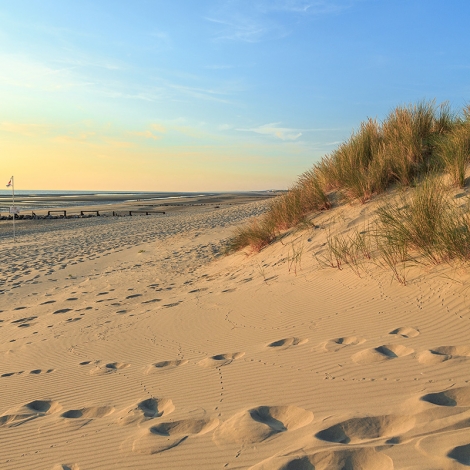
[{"left": 230, "top": 99, "right": 469, "bottom": 253}]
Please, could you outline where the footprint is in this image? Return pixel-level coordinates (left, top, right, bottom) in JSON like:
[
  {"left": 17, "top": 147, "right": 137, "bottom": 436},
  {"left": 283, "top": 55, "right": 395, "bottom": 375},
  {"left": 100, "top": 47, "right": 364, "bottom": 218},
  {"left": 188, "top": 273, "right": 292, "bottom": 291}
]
[
  {"left": 418, "top": 346, "right": 470, "bottom": 365},
  {"left": 132, "top": 418, "right": 219, "bottom": 454},
  {"left": 332, "top": 336, "right": 366, "bottom": 346},
  {"left": 315, "top": 414, "right": 415, "bottom": 444},
  {"left": 51, "top": 465, "right": 80, "bottom": 470},
  {"left": 118, "top": 398, "right": 175, "bottom": 425},
  {"left": 61, "top": 405, "right": 114, "bottom": 419},
  {"left": 30, "top": 369, "right": 54, "bottom": 375},
  {"left": 0, "top": 399, "right": 62, "bottom": 427},
  {"left": 448, "top": 444, "right": 470, "bottom": 466},
  {"left": 352, "top": 344, "right": 414, "bottom": 364},
  {"left": 138, "top": 398, "right": 174, "bottom": 418},
  {"left": 11, "top": 316, "right": 37, "bottom": 324},
  {"left": 163, "top": 302, "right": 181, "bottom": 308},
  {"left": 90, "top": 362, "right": 130, "bottom": 375},
  {"left": 422, "top": 386, "right": 470, "bottom": 407},
  {"left": 145, "top": 360, "right": 188, "bottom": 374},
  {"left": 214, "top": 405, "right": 313, "bottom": 445},
  {"left": 141, "top": 299, "right": 161, "bottom": 304},
  {"left": 252, "top": 447, "right": 393, "bottom": 470},
  {"left": 389, "top": 327, "right": 420, "bottom": 338},
  {"left": 53, "top": 308, "right": 72, "bottom": 315},
  {"left": 267, "top": 337, "right": 308, "bottom": 350},
  {"left": 198, "top": 352, "right": 245, "bottom": 368}
]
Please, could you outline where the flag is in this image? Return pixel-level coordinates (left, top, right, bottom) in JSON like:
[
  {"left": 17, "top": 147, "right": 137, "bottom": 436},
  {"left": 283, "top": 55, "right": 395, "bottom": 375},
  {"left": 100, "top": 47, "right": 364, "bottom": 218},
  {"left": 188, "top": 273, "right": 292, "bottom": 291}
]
[{"left": 6, "top": 177, "right": 12, "bottom": 188}]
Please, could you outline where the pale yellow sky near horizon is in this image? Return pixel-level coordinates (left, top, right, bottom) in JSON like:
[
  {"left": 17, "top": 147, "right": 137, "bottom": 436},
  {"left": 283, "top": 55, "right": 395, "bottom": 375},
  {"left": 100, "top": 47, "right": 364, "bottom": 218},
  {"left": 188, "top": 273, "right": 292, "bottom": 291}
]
[{"left": 1, "top": 121, "right": 312, "bottom": 191}]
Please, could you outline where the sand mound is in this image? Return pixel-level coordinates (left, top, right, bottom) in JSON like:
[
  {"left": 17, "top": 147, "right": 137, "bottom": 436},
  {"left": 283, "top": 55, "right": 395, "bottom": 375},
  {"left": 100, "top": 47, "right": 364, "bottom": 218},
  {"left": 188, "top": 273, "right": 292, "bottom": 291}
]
[
  {"left": 214, "top": 405, "right": 313, "bottom": 445},
  {"left": 448, "top": 443, "right": 470, "bottom": 465},
  {"left": 0, "top": 399, "right": 62, "bottom": 428},
  {"left": 315, "top": 414, "right": 415, "bottom": 443},
  {"left": 24, "top": 399, "right": 61, "bottom": 414},
  {"left": 132, "top": 418, "right": 219, "bottom": 454},
  {"left": 333, "top": 336, "right": 366, "bottom": 346},
  {"left": 418, "top": 345, "right": 470, "bottom": 364},
  {"left": 90, "top": 362, "right": 130, "bottom": 375},
  {"left": 266, "top": 337, "right": 307, "bottom": 349},
  {"left": 251, "top": 447, "right": 393, "bottom": 470},
  {"left": 422, "top": 386, "right": 470, "bottom": 407},
  {"left": 352, "top": 344, "right": 414, "bottom": 364},
  {"left": 198, "top": 352, "right": 245, "bottom": 368},
  {"left": 389, "top": 327, "right": 420, "bottom": 338},
  {"left": 61, "top": 405, "right": 114, "bottom": 419},
  {"left": 138, "top": 398, "right": 174, "bottom": 417},
  {"left": 117, "top": 398, "right": 174, "bottom": 426},
  {"left": 145, "top": 359, "right": 188, "bottom": 374}
]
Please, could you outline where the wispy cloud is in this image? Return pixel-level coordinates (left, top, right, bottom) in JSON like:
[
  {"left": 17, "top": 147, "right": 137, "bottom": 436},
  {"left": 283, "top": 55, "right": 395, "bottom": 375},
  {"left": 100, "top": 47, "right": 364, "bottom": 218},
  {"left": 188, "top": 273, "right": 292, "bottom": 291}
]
[
  {"left": 257, "top": 0, "right": 355, "bottom": 14},
  {"left": 237, "top": 122, "right": 341, "bottom": 141},
  {"left": 150, "top": 123, "right": 167, "bottom": 133},
  {"left": 53, "top": 131, "right": 96, "bottom": 143},
  {"left": 218, "top": 123, "right": 233, "bottom": 130},
  {"left": 129, "top": 130, "right": 162, "bottom": 140},
  {"left": 129, "top": 123, "right": 166, "bottom": 140},
  {"left": 205, "top": 15, "right": 277, "bottom": 43},
  {"left": 206, "top": 0, "right": 356, "bottom": 42},
  {"left": 0, "top": 122, "right": 50, "bottom": 137},
  {"left": 204, "top": 64, "right": 235, "bottom": 70},
  {"left": 237, "top": 123, "right": 303, "bottom": 140},
  {"left": 0, "top": 54, "right": 92, "bottom": 91}
]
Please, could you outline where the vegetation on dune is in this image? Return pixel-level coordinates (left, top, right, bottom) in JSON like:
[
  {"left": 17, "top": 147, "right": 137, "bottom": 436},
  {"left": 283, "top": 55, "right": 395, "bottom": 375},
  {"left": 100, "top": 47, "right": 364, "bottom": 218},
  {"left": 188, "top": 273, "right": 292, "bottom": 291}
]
[
  {"left": 324, "top": 177, "right": 470, "bottom": 284},
  {"left": 230, "top": 100, "right": 470, "bottom": 260}
]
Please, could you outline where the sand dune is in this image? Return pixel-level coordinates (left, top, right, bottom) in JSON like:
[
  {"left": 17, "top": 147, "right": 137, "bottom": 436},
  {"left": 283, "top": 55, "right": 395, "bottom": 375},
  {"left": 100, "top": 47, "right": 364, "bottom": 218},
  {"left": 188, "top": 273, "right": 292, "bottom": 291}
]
[{"left": 1, "top": 196, "right": 470, "bottom": 469}]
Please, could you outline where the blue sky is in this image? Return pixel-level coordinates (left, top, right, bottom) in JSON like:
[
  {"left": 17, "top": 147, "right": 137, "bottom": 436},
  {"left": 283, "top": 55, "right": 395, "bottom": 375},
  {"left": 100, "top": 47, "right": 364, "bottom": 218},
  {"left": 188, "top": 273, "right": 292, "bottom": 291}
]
[{"left": 1, "top": 0, "right": 469, "bottom": 190}]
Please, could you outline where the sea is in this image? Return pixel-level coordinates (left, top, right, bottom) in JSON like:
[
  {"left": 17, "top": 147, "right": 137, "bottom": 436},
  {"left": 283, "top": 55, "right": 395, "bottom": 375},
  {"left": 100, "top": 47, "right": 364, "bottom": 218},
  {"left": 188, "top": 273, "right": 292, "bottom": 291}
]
[{"left": 0, "top": 190, "right": 215, "bottom": 212}]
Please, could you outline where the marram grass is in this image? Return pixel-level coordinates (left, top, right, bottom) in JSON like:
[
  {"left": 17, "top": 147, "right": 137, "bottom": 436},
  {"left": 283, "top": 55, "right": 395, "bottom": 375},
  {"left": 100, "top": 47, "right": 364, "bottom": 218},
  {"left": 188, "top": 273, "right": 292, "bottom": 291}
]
[{"left": 231, "top": 100, "right": 470, "bottom": 255}]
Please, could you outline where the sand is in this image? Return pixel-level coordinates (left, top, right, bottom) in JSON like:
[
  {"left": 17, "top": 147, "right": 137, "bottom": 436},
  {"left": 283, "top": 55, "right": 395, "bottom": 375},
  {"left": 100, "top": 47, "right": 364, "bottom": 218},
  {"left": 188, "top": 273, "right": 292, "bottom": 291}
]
[{"left": 1, "top": 195, "right": 470, "bottom": 469}]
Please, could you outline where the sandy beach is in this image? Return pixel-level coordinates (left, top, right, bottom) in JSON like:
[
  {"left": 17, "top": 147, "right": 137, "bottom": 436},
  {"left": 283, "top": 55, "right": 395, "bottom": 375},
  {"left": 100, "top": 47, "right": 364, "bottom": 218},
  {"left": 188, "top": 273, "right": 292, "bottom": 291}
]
[{"left": 1, "top": 194, "right": 470, "bottom": 470}]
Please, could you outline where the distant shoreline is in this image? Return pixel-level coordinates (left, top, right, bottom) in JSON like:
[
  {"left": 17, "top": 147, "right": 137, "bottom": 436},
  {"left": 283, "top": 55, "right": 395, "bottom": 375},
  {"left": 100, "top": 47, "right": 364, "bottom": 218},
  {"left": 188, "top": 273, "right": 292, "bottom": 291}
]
[
  {"left": 0, "top": 192, "right": 280, "bottom": 232},
  {"left": 0, "top": 190, "right": 282, "bottom": 213}
]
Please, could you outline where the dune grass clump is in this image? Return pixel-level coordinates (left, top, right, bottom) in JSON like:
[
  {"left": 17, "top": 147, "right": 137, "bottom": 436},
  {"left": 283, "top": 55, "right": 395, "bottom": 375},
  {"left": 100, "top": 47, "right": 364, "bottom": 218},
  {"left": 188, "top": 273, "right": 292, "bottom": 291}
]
[
  {"left": 320, "top": 178, "right": 470, "bottom": 284},
  {"left": 231, "top": 100, "right": 470, "bottom": 253},
  {"left": 435, "top": 112, "right": 470, "bottom": 188},
  {"left": 376, "top": 177, "right": 470, "bottom": 264},
  {"left": 228, "top": 218, "right": 276, "bottom": 252}
]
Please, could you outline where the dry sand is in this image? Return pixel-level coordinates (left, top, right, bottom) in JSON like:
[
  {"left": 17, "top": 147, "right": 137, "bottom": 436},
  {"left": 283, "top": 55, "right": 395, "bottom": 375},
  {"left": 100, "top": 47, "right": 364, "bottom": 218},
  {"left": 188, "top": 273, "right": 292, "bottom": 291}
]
[{"left": 1, "top": 194, "right": 470, "bottom": 469}]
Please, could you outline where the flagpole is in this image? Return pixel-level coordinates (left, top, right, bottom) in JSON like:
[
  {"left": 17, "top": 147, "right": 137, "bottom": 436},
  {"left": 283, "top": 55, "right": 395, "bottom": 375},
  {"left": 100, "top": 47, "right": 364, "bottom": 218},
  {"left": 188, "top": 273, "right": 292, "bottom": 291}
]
[{"left": 11, "top": 176, "right": 15, "bottom": 242}]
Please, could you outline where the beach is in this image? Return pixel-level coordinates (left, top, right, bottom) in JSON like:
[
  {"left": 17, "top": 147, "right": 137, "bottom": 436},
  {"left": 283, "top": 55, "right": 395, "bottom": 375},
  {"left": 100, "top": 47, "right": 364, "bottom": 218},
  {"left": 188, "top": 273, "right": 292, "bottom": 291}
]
[{"left": 1, "top": 194, "right": 470, "bottom": 470}]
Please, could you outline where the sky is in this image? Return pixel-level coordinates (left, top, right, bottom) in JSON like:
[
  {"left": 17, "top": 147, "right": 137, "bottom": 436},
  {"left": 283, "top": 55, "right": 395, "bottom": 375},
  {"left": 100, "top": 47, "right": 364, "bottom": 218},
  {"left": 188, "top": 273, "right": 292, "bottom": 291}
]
[{"left": 1, "top": 0, "right": 470, "bottom": 191}]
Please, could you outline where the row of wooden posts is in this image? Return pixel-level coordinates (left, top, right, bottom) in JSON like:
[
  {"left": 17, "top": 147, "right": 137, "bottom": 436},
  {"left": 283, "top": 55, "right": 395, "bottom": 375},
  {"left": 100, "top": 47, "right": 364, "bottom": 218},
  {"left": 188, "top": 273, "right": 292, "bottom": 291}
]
[
  {"left": 2, "top": 210, "right": 166, "bottom": 219},
  {"left": 43, "top": 210, "right": 166, "bottom": 217}
]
